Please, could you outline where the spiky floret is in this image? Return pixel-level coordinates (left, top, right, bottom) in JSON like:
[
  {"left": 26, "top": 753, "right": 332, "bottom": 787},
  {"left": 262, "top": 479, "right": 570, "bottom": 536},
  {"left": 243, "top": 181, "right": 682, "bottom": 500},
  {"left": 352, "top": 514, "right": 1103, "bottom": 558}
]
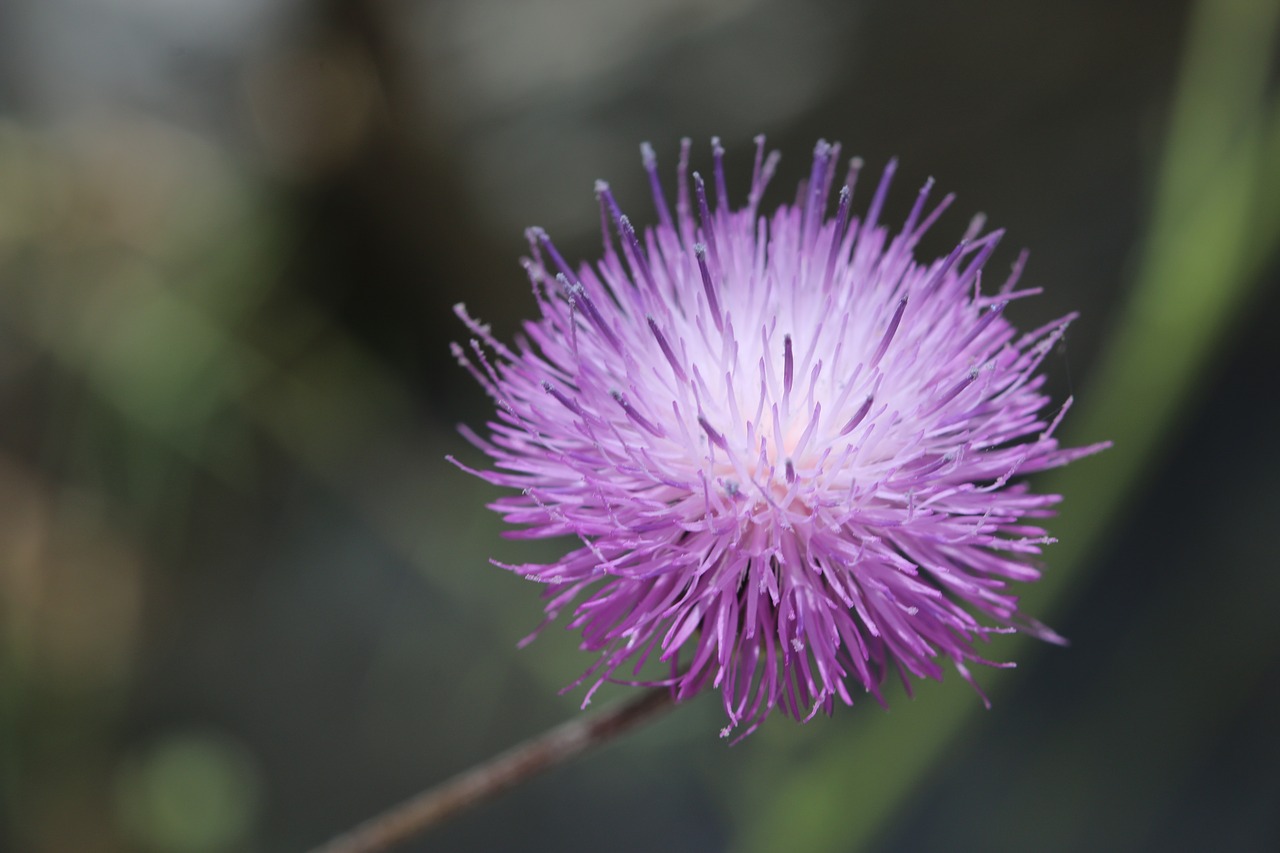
[{"left": 453, "top": 137, "right": 1106, "bottom": 737}]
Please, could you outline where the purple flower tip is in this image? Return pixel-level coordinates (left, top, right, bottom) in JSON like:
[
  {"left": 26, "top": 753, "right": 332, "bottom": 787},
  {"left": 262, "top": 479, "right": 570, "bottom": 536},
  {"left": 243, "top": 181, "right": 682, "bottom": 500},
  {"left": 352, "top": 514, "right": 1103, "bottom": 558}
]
[{"left": 455, "top": 138, "right": 1104, "bottom": 737}]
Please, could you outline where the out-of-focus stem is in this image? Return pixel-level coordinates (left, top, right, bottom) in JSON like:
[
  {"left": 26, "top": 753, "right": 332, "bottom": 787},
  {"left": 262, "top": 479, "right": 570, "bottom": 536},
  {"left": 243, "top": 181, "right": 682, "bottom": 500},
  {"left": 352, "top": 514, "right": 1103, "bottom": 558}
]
[{"left": 308, "top": 686, "right": 675, "bottom": 853}]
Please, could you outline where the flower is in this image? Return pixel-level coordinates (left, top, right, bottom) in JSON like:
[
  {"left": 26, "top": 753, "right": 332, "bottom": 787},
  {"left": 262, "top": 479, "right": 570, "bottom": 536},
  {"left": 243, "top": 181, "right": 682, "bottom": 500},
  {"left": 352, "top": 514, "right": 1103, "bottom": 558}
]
[{"left": 453, "top": 137, "right": 1106, "bottom": 737}]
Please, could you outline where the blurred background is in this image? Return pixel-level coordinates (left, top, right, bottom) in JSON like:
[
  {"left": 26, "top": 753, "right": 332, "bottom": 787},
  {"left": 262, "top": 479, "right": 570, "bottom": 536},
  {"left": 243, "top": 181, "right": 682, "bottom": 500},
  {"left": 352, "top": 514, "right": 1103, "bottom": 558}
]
[{"left": 1, "top": 0, "right": 1277, "bottom": 851}]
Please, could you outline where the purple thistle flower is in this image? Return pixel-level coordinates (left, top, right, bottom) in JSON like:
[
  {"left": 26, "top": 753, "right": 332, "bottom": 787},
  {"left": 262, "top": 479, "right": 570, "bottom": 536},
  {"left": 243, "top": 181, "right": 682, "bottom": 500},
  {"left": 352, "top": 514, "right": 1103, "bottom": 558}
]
[{"left": 453, "top": 137, "right": 1107, "bottom": 738}]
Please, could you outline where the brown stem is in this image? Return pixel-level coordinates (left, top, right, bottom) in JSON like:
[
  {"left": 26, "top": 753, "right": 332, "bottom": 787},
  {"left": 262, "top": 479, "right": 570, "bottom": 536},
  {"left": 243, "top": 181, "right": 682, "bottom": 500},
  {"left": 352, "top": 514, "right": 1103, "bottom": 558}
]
[{"left": 308, "top": 686, "right": 677, "bottom": 853}]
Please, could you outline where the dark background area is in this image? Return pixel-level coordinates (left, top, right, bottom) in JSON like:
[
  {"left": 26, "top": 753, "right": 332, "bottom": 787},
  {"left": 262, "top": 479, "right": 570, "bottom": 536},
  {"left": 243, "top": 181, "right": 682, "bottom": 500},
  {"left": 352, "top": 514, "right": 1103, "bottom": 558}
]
[{"left": 1, "top": 1, "right": 1277, "bottom": 851}]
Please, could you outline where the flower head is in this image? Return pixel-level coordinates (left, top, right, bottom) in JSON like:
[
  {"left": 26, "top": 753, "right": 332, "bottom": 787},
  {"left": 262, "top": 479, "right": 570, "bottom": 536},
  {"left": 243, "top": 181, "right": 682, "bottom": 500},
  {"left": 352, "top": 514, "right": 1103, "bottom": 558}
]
[{"left": 454, "top": 137, "right": 1106, "bottom": 737}]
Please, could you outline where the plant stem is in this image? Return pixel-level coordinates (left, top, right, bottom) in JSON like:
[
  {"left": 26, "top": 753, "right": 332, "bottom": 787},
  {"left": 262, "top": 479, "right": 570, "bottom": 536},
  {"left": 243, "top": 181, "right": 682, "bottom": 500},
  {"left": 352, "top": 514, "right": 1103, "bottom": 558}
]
[{"left": 309, "top": 686, "right": 676, "bottom": 853}]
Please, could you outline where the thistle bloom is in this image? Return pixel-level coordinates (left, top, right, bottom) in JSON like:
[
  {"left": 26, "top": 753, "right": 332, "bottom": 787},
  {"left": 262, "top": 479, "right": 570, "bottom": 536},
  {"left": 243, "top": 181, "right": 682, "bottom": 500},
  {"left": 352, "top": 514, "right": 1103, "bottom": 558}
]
[{"left": 454, "top": 138, "right": 1105, "bottom": 737}]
